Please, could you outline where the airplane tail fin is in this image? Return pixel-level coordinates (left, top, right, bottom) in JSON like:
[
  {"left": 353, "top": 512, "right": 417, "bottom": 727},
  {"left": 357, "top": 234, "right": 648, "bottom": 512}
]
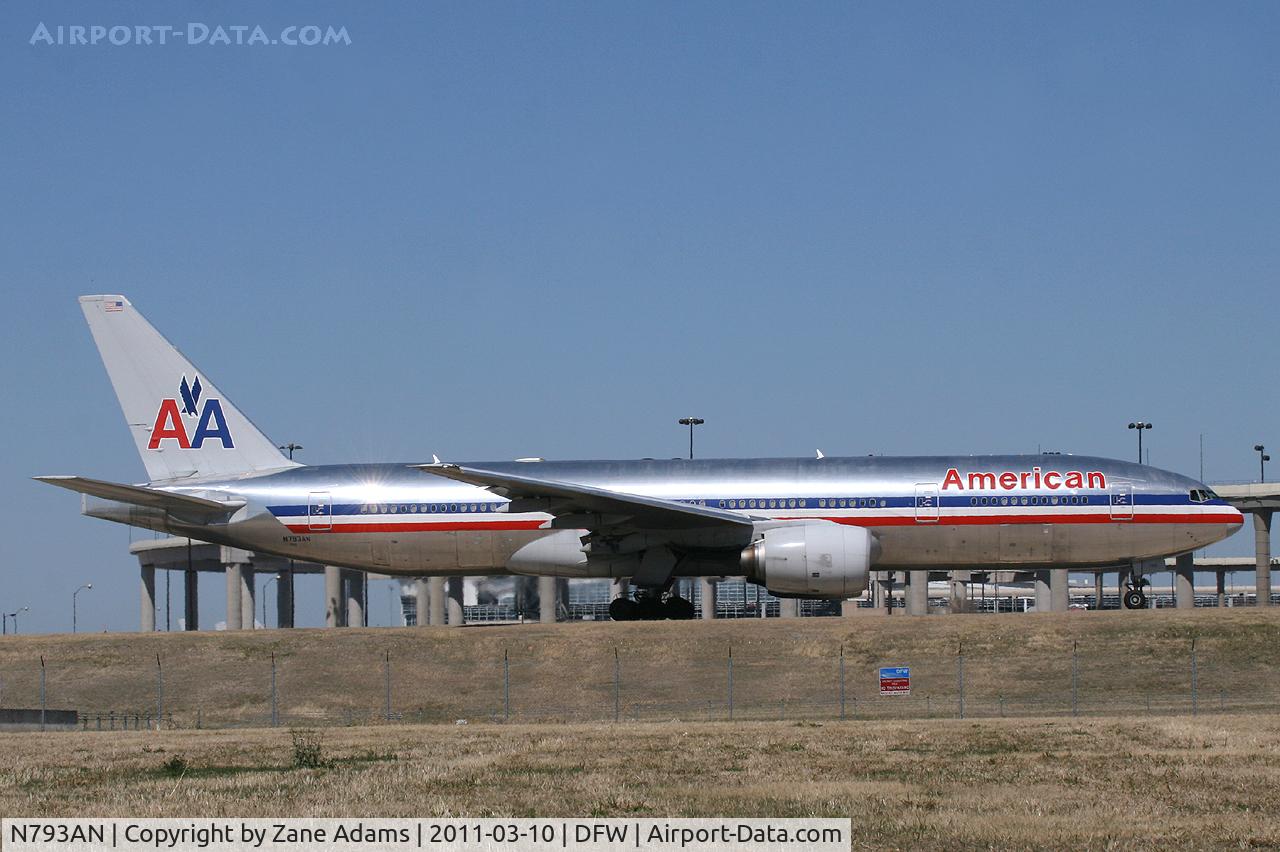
[{"left": 79, "top": 295, "right": 299, "bottom": 482}]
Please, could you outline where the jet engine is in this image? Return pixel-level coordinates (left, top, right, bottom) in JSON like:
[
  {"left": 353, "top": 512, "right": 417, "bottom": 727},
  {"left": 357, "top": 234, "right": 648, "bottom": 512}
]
[{"left": 740, "top": 523, "right": 877, "bottom": 598}]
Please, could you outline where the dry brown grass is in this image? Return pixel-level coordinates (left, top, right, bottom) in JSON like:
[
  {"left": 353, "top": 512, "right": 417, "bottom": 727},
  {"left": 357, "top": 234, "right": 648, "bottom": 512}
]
[
  {"left": 3, "top": 715, "right": 1280, "bottom": 849},
  {"left": 1, "top": 608, "right": 1278, "bottom": 726}
]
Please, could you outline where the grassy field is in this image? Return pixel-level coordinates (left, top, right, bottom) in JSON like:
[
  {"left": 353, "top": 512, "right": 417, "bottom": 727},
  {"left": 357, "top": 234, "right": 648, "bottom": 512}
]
[
  {"left": 3, "top": 715, "right": 1280, "bottom": 848},
  {"left": 1, "top": 608, "right": 1279, "bottom": 726}
]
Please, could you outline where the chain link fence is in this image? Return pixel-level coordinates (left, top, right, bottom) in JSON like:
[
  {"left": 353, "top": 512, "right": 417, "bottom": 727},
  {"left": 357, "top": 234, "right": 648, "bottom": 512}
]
[{"left": 2, "top": 633, "right": 1275, "bottom": 730}]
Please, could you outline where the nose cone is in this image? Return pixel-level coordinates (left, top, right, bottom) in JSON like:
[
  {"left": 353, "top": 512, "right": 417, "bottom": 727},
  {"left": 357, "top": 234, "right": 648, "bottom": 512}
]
[{"left": 1195, "top": 500, "right": 1245, "bottom": 549}]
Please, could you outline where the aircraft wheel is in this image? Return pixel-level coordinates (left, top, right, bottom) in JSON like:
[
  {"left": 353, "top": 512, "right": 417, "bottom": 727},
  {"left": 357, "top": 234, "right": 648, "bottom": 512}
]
[
  {"left": 635, "top": 596, "right": 666, "bottom": 621},
  {"left": 664, "top": 596, "right": 696, "bottom": 620},
  {"left": 1122, "top": 588, "right": 1147, "bottom": 610},
  {"left": 609, "top": 598, "right": 638, "bottom": 622}
]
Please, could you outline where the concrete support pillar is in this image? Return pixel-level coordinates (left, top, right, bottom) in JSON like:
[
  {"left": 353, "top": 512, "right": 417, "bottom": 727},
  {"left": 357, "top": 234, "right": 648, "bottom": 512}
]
[
  {"left": 277, "top": 569, "right": 294, "bottom": 628},
  {"left": 240, "top": 566, "right": 255, "bottom": 630},
  {"left": 949, "top": 570, "right": 970, "bottom": 614},
  {"left": 872, "top": 573, "right": 888, "bottom": 613},
  {"left": 1117, "top": 566, "right": 1131, "bottom": 603},
  {"left": 446, "top": 576, "right": 464, "bottom": 626},
  {"left": 345, "top": 570, "right": 365, "bottom": 627},
  {"left": 907, "top": 570, "right": 928, "bottom": 616},
  {"left": 414, "top": 578, "right": 429, "bottom": 627},
  {"left": 779, "top": 598, "right": 799, "bottom": 618},
  {"left": 428, "top": 576, "right": 445, "bottom": 625},
  {"left": 1033, "top": 570, "right": 1051, "bottom": 612},
  {"left": 1254, "top": 510, "right": 1272, "bottom": 607},
  {"left": 1175, "top": 553, "right": 1195, "bottom": 610},
  {"left": 538, "top": 576, "right": 557, "bottom": 624},
  {"left": 324, "top": 565, "right": 343, "bottom": 628},
  {"left": 1216, "top": 570, "right": 1226, "bottom": 608},
  {"left": 1094, "top": 572, "right": 1105, "bottom": 610},
  {"left": 140, "top": 565, "right": 156, "bottom": 632},
  {"left": 225, "top": 563, "right": 243, "bottom": 630},
  {"left": 699, "top": 578, "right": 717, "bottom": 619},
  {"left": 183, "top": 568, "right": 198, "bottom": 631},
  {"left": 1049, "top": 568, "right": 1069, "bottom": 612},
  {"left": 841, "top": 598, "right": 859, "bottom": 617}
]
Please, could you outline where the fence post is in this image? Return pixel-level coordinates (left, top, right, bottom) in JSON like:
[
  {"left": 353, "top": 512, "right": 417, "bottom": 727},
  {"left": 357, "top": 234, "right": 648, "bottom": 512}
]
[
  {"left": 155, "top": 654, "right": 163, "bottom": 730},
  {"left": 270, "top": 652, "right": 279, "bottom": 727},
  {"left": 503, "top": 649, "right": 510, "bottom": 722},
  {"left": 727, "top": 645, "right": 734, "bottom": 721},
  {"left": 39, "top": 656, "right": 46, "bottom": 732},
  {"left": 1072, "top": 641, "right": 1079, "bottom": 717},
  {"left": 613, "top": 647, "right": 620, "bottom": 723},
  {"left": 384, "top": 650, "right": 392, "bottom": 722},
  {"left": 956, "top": 640, "right": 965, "bottom": 720},
  {"left": 839, "top": 645, "right": 846, "bottom": 721},
  {"left": 1190, "top": 637, "right": 1198, "bottom": 717}
]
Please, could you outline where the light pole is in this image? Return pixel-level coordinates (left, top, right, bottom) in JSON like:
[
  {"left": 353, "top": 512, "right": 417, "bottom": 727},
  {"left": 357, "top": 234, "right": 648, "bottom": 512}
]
[
  {"left": 263, "top": 574, "right": 280, "bottom": 629},
  {"left": 279, "top": 443, "right": 303, "bottom": 460},
  {"left": 6, "top": 607, "right": 29, "bottom": 635},
  {"left": 1128, "top": 422, "right": 1152, "bottom": 464},
  {"left": 72, "top": 584, "right": 92, "bottom": 634},
  {"left": 678, "top": 417, "right": 705, "bottom": 460},
  {"left": 1255, "top": 445, "right": 1270, "bottom": 482}
]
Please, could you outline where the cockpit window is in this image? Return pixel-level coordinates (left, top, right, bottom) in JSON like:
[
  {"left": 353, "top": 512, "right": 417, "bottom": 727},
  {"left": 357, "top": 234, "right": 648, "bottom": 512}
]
[{"left": 1189, "top": 488, "right": 1219, "bottom": 503}]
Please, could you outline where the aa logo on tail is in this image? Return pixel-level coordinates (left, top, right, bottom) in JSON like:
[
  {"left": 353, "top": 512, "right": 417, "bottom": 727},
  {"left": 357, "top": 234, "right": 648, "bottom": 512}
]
[{"left": 148, "top": 375, "right": 234, "bottom": 449}]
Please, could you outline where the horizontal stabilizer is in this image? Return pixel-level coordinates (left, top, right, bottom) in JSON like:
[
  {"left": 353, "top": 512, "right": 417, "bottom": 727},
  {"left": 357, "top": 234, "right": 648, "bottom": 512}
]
[{"left": 35, "top": 475, "right": 244, "bottom": 521}]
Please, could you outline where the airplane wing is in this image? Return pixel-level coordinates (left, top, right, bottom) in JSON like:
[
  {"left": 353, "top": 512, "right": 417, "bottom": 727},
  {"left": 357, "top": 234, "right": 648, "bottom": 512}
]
[
  {"left": 34, "top": 475, "right": 245, "bottom": 522},
  {"left": 413, "top": 463, "right": 754, "bottom": 532}
]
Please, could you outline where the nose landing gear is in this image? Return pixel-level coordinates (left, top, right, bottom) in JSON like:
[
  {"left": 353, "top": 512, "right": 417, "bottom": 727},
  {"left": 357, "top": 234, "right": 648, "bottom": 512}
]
[{"left": 1122, "top": 577, "right": 1149, "bottom": 610}]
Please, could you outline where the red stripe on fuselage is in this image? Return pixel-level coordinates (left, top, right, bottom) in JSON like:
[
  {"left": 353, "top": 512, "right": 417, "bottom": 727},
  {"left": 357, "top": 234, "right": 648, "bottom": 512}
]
[
  {"left": 810, "top": 512, "right": 1243, "bottom": 527},
  {"left": 283, "top": 511, "right": 1240, "bottom": 534},
  {"left": 284, "top": 520, "right": 548, "bottom": 534}
]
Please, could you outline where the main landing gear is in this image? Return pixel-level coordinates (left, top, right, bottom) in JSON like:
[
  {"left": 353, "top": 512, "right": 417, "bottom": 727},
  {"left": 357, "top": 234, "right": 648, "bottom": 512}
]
[{"left": 609, "top": 592, "right": 696, "bottom": 621}]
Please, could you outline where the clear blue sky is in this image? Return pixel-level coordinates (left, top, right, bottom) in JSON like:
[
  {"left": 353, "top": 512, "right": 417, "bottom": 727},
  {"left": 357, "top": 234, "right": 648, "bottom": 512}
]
[{"left": 1, "top": 1, "right": 1276, "bottom": 633}]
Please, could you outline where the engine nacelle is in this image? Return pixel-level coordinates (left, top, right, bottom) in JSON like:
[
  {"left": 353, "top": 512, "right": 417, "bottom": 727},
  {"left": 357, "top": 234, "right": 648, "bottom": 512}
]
[{"left": 740, "top": 523, "right": 876, "bottom": 598}]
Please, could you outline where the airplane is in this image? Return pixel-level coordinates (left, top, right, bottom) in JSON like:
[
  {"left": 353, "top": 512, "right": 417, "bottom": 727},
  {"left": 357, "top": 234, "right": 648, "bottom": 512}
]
[{"left": 38, "top": 295, "right": 1244, "bottom": 620}]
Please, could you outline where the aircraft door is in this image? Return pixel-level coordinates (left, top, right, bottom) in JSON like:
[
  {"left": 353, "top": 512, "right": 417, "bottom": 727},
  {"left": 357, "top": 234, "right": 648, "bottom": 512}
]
[
  {"left": 1109, "top": 484, "right": 1134, "bottom": 521},
  {"left": 308, "top": 491, "right": 332, "bottom": 531},
  {"left": 914, "top": 484, "right": 940, "bottom": 523}
]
